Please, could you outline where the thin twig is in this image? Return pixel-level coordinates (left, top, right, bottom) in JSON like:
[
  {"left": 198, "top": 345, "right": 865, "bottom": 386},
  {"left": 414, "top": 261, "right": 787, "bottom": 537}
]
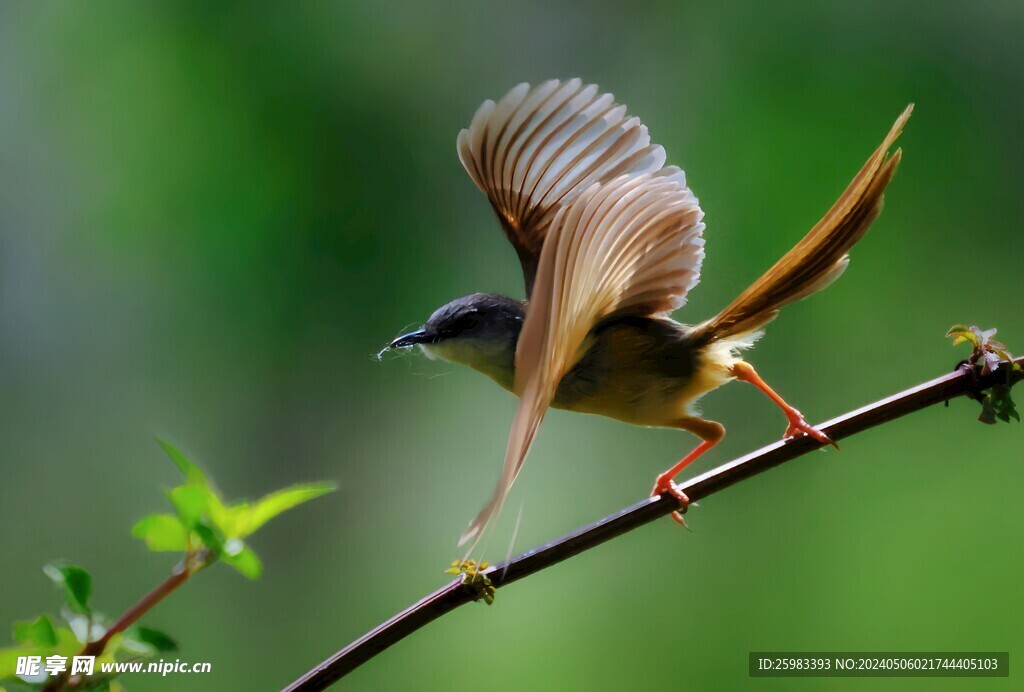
[
  {"left": 43, "top": 550, "right": 210, "bottom": 691},
  {"left": 285, "top": 358, "right": 1023, "bottom": 691}
]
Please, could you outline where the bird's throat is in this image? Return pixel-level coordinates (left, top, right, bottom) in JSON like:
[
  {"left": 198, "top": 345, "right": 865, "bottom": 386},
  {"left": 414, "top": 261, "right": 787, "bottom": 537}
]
[{"left": 423, "top": 337, "right": 518, "bottom": 392}]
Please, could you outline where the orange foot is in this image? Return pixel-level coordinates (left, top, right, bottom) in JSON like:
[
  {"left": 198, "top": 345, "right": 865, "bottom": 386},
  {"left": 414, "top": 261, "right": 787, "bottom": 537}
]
[
  {"left": 651, "top": 477, "right": 691, "bottom": 527},
  {"left": 730, "top": 362, "right": 839, "bottom": 450},
  {"left": 649, "top": 437, "right": 718, "bottom": 528},
  {"left": 784, "top": 410, "right": 837, "bottom": 449}
]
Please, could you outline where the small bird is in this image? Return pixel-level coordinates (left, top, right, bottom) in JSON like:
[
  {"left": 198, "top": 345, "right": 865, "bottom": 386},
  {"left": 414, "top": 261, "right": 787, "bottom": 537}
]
[{"left": 384, "top": 79, "right": 910, "bottom": 550}]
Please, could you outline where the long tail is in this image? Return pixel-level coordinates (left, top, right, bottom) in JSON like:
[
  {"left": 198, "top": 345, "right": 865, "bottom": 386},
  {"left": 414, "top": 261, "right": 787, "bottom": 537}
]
[{"left": 692, "top": 105, "right": 912, "bottom": 344}]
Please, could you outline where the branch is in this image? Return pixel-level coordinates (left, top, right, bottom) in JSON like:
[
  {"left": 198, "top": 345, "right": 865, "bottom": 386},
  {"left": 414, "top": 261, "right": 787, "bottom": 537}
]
[
  {"left": 285, "top": 357, "right": 1023, "bottom": 691},
  {"left": 42, "top": 550, "right": 210, "bottom": 692}
]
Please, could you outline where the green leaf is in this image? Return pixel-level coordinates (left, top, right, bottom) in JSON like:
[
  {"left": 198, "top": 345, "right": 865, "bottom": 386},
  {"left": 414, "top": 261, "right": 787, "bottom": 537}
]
[
  {"left": 136, "top": 626, "right": 178, "bottom": 653},
  {"left": 43, "top": 562, "right": 92, "bottom": 615},
  {"left": 211, "top": 502, "right": 251, "bottom": 538},
  {"left": 132, "top": 514, "right": 189, "bottom": 552},
  {"left": 86, "top": 678, "right": 128, "bottom": 692},
  {"left": 992, "top": 384, "right": 1019, "bottom": 424},
  {"left": 12, "top": 615, "right": 57, "bottom": 648},
  {"left": 0, "top": 626, "right": 79, "bottom": 680},
  {"left": 168, "top": 485, "right": 214, "bottom": 530},
  {"left": 0, "top": 647, "right": 27, "bottom": 682},
  {"left": 238, "top": 482, "right": 336, "bottom": 537},
  {"left": 203, "top": 490, "right": 232, "bottom": 535},
  {"left": 121, "top": 625, "right": 178, "bottom": 655},
  {"left": 186, "top": 521, "right": 222, "bottom": 557},
  {"left": 156, "top": 438, "right": 209, "bottom": 487},
  {"left": 221, "top": 540, "right": 262, "bottom": 579},
  {"left": 0, "top": 646, "right": 44, "bottom": 681}
]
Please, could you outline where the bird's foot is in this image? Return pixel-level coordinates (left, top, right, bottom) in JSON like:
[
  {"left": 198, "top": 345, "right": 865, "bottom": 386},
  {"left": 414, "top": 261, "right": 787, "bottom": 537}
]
[
  {"left": 784, "top": 412, "right": 838, "bottom": 449},
  {"left": 651, "top": 477, "right": 691, "bottom": 527}
]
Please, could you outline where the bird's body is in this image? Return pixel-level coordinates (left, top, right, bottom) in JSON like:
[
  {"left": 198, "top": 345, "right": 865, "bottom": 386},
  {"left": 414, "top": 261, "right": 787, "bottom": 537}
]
[
  {"left": 424, "top": 297, "right": 732, "bottom": 428},
  {"left": 553, "top": 316, "right": 709, "bottom": 426},
  {"left": 384, "top": 79, "right": 911, "bottom": 549}
]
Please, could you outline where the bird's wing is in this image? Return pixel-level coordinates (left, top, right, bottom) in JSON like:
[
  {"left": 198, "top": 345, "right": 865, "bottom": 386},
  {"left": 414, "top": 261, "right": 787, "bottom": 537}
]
[
  {"left": 458, "top": 79, "right": 669, "bottom": 295},
  {"left": 459, "top": 171, "right": 705, "bottom": 548}
]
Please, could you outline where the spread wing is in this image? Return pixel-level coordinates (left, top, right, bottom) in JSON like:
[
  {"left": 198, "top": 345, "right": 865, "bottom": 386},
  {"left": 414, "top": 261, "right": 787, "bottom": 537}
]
[
  {"left": 458, "top": 79, "right": 669, "bottom": 295},
  {"left": 459, "top": 171, "right": 705, "bottom": 547}
]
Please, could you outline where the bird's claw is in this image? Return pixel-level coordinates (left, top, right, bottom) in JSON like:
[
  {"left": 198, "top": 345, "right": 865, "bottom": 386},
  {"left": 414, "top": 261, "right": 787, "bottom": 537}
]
[
  {"left": 784, "top": 414, "right": 838, "bottom": 449},
  {"left": 652, "top": 478, "right": 691, "bottom": 528}
]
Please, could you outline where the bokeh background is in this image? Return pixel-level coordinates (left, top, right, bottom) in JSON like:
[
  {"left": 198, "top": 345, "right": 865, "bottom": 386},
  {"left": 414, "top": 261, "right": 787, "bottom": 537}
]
[{"left": 2, "top": 1, "right": 1022, "bottom": 690}]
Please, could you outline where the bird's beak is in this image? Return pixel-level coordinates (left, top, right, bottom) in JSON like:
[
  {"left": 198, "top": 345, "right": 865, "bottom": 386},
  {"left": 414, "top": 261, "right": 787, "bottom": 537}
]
[{"left": 387, "top": 328, "right": 432, "bottom": 350}]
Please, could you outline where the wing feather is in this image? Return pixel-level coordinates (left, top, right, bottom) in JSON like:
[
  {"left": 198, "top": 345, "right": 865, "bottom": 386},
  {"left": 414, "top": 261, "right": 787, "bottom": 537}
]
[
  {"left": 458, "top": 80, "right": 668, "bottom": 294},
  {"left": 459, "top": 172, "right": 705, "bottom": 547}
]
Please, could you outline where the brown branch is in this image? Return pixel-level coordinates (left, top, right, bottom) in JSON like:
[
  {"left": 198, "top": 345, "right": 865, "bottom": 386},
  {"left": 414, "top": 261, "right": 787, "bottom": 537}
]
[
  {"left": 285, "top": 358, "right": 1023, "bottom": 691},
  {"left": 43, "top": 550, "right": 210, "bottom": 691}
]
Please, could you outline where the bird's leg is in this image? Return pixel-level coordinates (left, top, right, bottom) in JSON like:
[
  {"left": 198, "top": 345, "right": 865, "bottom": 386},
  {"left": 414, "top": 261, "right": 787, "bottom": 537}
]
[
  {"left": 730, "top": 361, "right": 836, "bottom": 448},
  {"left": 651, "top": 418, "right": 724, "bottom": 527}
]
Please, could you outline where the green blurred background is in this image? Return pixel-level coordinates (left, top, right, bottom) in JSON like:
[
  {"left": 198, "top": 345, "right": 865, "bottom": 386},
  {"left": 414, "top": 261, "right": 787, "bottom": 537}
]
[{"left": 2, "top": 1, "right": 1022, "bottom": 690}]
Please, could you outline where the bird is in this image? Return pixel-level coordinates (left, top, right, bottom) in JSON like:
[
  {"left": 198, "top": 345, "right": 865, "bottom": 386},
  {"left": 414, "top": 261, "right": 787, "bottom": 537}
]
[{"left": 383, "top": 79, "right": 910, "bottom": 551}]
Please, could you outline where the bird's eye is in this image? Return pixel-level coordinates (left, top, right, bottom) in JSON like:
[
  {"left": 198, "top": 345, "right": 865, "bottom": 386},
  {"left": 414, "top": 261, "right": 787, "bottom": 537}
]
[{"left": 446, "top": 313, "right": 480, "bottom": 335}]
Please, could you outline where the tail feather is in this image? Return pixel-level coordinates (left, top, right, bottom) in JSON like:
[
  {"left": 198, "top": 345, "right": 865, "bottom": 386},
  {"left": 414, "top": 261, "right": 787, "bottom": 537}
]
[{"left": 694, "top": 105, "right": 911, "bottom": 343}]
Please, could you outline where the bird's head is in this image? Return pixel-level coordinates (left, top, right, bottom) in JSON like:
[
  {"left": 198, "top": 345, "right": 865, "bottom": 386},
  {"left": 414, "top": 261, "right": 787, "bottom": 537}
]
[{"left": 383, "top": 293, "right": 525, "bottom": 389}]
